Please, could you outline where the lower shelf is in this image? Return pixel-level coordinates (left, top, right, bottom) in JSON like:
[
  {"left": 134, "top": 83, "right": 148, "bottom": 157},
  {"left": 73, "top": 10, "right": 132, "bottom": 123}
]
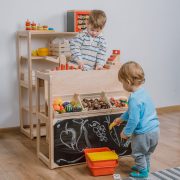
[{"left": 21, "top": 125, "right": 46, "bottom": 138}]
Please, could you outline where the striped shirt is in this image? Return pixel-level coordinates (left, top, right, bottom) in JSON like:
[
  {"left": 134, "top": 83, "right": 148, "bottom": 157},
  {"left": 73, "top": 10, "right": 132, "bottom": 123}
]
[{"left": 70, "top": 29, "right": 107, "bottom": 70}]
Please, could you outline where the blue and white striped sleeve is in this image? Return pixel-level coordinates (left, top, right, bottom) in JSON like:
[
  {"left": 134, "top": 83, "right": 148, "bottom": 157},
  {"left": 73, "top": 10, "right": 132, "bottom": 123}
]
[
  {"left": 70, "top": 32, "right": 84, "bottom": 62},
  {"left": 96, "top": 38, "right": 107, "bottom": 67}
]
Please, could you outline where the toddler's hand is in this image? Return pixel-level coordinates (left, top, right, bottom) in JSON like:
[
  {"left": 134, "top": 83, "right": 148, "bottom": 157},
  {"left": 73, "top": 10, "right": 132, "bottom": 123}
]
[
  {"left": 109, "top": 118, "right": 123, "bottom": 130},
  {"left": 120, "top": 131, "right": 128, "bottom": 140},
  {"left": 95, "top": 65, "right": 103, "bottom": 70}
]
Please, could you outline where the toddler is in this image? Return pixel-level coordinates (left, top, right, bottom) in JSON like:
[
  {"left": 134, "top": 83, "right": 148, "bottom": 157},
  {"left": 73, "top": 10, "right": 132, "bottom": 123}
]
[{"left": 110, "top": 61, "right": 160, "bottom": 178}]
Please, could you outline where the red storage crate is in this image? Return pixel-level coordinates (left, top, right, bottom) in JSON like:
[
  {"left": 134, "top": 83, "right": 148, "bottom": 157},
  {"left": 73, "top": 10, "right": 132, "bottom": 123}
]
[
  {"left": 88, "top": 161, "right": 118, "bottom": 176},
  {"left": 84, "top": 147, "right": 118, "bottom": 176}
]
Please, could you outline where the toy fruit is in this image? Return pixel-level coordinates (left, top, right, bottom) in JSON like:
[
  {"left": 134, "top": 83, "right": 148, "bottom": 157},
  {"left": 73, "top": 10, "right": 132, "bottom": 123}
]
[
  {"left": 31, "top": 50, "right": 38, "bottom": 56},
  {"left": 65, "top": 104, "right": 73, "bottom": 112},
  {"left": 73, "top": 104, "right": 82, "bottom": 112},
  {"left": 109, "top": 122, "right": 117, "bottom": 131},
  {"left": 53, "top": 104, "right": 60, "bottom": 111},
  {"left": 70, "top": 101, "right": 76, "bottom": 106},
  {"left": 53, "top": 98, "right": 63, "bottom": 105},
  {"left": 62, "top": 102, "right": 70, "bottom": 107}
]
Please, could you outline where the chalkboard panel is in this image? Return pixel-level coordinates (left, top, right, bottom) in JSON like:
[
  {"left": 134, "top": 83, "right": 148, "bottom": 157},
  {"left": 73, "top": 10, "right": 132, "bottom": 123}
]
[{"left": 54, "top": 113, "right": 131, "bottom": 166}]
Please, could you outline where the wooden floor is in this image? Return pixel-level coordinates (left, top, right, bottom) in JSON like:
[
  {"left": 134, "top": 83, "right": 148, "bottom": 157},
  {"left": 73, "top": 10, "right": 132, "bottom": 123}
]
[{"left": 0, "top": 109, "right": 180, "bottom": 180}]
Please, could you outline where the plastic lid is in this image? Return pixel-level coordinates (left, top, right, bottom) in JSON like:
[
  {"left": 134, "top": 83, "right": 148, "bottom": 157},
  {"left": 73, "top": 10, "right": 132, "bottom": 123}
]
[{"left": 87, "top": 151, "right": 118, "bottom": 161}]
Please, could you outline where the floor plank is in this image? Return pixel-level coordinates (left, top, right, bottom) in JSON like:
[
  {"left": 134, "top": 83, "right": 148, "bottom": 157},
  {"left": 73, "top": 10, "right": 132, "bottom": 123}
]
[{"left": 0, "top": 110, "right": 180, "bottom": 180}]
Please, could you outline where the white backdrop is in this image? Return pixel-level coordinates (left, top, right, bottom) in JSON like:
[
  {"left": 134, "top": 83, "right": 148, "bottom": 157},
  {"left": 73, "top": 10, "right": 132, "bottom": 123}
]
[{"left": 0, "top": 0, "right": 180, "bottom": 128}]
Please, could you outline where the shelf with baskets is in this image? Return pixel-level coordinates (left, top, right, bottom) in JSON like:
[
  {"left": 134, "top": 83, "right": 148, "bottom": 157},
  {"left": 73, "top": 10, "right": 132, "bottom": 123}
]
[
  {"left": 36, "top": 70, "right": 130, "bottom": 169},
  {"left": 17, "top": 30, "right": 77, "bottom": 139}
]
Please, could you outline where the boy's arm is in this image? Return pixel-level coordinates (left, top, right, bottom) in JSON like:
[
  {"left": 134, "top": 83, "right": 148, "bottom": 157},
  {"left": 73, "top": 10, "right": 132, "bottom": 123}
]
[
  {"left": 123, "top": 98, "right": 140, "bottom": 137},
  {"left": 70, "top": 33, "right": 84, "bottom": 63},
  {"left": 96, "top": 38, "right": 107, "bottom": 69}
]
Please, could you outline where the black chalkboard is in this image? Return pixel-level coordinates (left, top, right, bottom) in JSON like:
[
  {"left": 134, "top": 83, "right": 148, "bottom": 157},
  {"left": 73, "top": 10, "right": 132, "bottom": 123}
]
[{"left": 54, "top": 113, "right": 131, "bottom": 166}]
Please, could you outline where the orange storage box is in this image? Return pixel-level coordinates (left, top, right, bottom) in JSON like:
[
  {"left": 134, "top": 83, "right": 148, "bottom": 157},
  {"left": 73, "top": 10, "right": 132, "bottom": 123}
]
[
  {"left": 88, "top": 162, "right": 118, "bottom": 176},
  {"left": 84, "top": 147, "right": 118, "bottom": 176}
]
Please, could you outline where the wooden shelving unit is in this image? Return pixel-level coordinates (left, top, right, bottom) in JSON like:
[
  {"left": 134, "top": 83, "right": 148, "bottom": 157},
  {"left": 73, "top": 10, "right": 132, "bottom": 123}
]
[
  {"left": 36, "top": 70, "right": 129, "bottom": 169},
  {"left": 16, "top": 30, "right": 77, "bottom": 139}
]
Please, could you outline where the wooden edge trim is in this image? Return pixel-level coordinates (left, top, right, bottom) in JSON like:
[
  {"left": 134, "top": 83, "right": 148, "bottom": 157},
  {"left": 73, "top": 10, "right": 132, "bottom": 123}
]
[{"left": 156, "top": 105, "right": 180, "bottom": 113}]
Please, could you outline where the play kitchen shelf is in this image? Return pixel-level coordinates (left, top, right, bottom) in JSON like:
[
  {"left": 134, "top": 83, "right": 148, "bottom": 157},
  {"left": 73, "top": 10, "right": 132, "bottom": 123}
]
[
  {"left": 36, "top": 69, "right": 130, "bottom": 169},
  {"left": 16, "top": 31, "right": 77, "bottom": 139}
]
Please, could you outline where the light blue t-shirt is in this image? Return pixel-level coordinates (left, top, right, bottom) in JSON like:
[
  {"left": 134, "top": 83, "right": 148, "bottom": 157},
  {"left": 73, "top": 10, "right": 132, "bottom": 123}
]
[{"left": 121, "top": 87, "right": 159, "bottom": 136}]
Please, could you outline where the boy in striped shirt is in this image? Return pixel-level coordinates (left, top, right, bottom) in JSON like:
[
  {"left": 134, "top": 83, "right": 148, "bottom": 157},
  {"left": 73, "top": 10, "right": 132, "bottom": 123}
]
[{"left": 70, "top": 10, "right": 107, "bottom": 71}]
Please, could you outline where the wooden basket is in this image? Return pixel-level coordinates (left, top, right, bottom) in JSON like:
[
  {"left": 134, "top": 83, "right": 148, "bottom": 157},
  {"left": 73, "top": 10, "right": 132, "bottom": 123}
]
[
  {"left": 105, "top": 91, "right": 128, "bottom": 113},
  {"left": 53, "top": 93, "right": 84, "bottom": 118},
  {"left": 79, "top": 92, "right": 112, "bottom": 114}
]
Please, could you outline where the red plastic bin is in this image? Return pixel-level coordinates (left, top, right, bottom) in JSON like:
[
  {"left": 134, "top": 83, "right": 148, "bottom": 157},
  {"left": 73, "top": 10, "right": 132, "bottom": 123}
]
[
  {"left": 84, "top": 147, "right": 119, "bottom": 176},
  {"left": 88, "top": 160, "right": 118, "bottom": 176}
]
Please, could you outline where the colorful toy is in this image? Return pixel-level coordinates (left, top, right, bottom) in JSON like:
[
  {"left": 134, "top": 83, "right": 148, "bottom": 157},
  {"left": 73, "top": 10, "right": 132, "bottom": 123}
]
[
  {"left": 37, "top": 48, "right": 49, "bottom": 56},
  {"left": 67, "top": 10, "right": 91, "bottom": 32},
  {"left": 106, "top": 50, "right": 121, "bottom": 67},
  {"left": 43, "top": 25, "right": 48, "bottom": 30},
  {"left": 53, "top": 98, "right": 63, "bottom": 106},
  {"left": 24, "top": 20, "right": 54, "bottom": 31},
  {"left": 25, "top": 19, "right": 31, "bottom": 30},
  {"left": 65, "top": 104, "right": 73, "bottom": 112},
  {"left": 53, "top": 98, "right": 82, "bottom": 114},
  {"left": 31, "top": 21, "right": 37, "bottom": 30},
  {"left": 62, "top": 102, "right": 70, "bottom": 107},
  {"left": 109, "top": 122, "right": 117, "bottom": 131},
  {"left": 73, "top": 104, "right": 82, "bottom": 112},
  {"left": 110, "top": 97, "right": 128, "bottom": 108}
]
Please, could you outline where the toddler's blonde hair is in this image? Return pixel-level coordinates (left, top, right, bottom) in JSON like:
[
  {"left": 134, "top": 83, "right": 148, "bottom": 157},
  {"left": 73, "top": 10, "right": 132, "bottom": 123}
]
[
  {"left": 88, "top": 10, "right": 107, "bottom": 30},
  {"left": 118, "top": 61, "right": 145, "bottom": 86}
]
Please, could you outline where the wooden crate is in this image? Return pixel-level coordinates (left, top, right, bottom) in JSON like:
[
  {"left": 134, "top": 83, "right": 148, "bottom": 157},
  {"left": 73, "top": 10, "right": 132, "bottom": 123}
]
[{"left": 36, "top": 69, "right": 130, "bottom": 169}]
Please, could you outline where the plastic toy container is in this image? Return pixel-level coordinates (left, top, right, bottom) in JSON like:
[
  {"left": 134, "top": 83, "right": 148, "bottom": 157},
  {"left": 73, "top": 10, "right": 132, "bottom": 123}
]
[
  {"left": 88, "top": 162, "right": 118, "bottom": 176},
  {"left": 84, "top": 147, "right": 118, "bottom": 176},
  {"left": 37, "top": 48, "right": 49, "bottom": 56}
]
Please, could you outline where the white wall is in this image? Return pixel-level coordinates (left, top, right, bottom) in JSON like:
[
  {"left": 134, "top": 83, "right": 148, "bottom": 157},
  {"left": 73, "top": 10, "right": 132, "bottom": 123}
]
[{"left": 0, "top": 0, "right": 180, "bottom": 128}]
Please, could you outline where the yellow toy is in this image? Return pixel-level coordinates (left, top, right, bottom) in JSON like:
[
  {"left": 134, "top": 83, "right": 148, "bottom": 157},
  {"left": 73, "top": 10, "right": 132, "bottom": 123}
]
[{"left": 109, "top": 121, "right": 117, "bottom": 131}]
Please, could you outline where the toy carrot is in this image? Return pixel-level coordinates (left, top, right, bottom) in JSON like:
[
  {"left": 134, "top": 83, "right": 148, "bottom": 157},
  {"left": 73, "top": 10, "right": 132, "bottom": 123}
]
[
  {"left": 109, "top": 118, "right": 123, "bottom": 131},
  {"left": 109, "top": 121, "right": 117, "bottom": 131}
]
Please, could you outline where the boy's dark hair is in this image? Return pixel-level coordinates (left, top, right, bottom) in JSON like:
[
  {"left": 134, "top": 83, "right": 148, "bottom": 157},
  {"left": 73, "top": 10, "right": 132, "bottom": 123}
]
[{"left": 88, "top": 10, "right": 107, "bottom": 29}]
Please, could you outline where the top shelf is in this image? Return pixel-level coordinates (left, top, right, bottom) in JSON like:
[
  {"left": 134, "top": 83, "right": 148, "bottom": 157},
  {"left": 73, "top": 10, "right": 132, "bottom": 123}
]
[{"left": 17, "top": 30, "right": 77, "bottom": 37}]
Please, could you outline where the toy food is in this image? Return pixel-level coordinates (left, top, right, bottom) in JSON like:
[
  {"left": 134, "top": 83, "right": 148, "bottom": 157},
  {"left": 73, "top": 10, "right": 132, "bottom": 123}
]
[
  {"left": 110, "top": 97, "right": 128, "bottom": 108},
  {"left": 53, "top": 98, "right": 82, "bottom": 114},
  {"left": 109, "top": 122, "right": 117, "bottom": 131},
  {"left": 82, "top": 98, "right": 110, "bottom": 110}
]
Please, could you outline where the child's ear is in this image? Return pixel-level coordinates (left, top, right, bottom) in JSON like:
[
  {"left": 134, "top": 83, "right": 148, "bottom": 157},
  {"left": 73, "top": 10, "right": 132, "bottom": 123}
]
[{"left": 127, "top": 79, "right": 131, "bottom": 85}]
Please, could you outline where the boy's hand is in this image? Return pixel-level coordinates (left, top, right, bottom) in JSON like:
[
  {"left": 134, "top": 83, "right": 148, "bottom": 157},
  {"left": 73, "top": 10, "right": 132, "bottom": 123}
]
[
  {"left": 120, "top": 131, "right": 128, "bottom": 140},
  {"left": 109, "top": 118, "right": 123, "bottom": 130},
  {"left": 77, "top": 60, "right": 84, "bottom": 69},
  {"left": 95, "top": 65, "right": 103, "bottom": 70}
]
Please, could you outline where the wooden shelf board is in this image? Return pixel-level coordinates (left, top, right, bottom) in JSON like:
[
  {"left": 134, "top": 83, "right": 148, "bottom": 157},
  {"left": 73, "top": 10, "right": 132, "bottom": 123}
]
[
  {"left": 22, "top": 126, "right": 46, "bottom": 137},
  {"left": 20, "top": 80, "right": 35, "bottom": 88},
  {"left": 21, "top": 56, "right": 60, "bottom": 64},
  {"left": 22, "top": 106, "right": 45, "bottom": 114},
  {"left": 17, "top": 31, "right": 77, "bottom": 37}
]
